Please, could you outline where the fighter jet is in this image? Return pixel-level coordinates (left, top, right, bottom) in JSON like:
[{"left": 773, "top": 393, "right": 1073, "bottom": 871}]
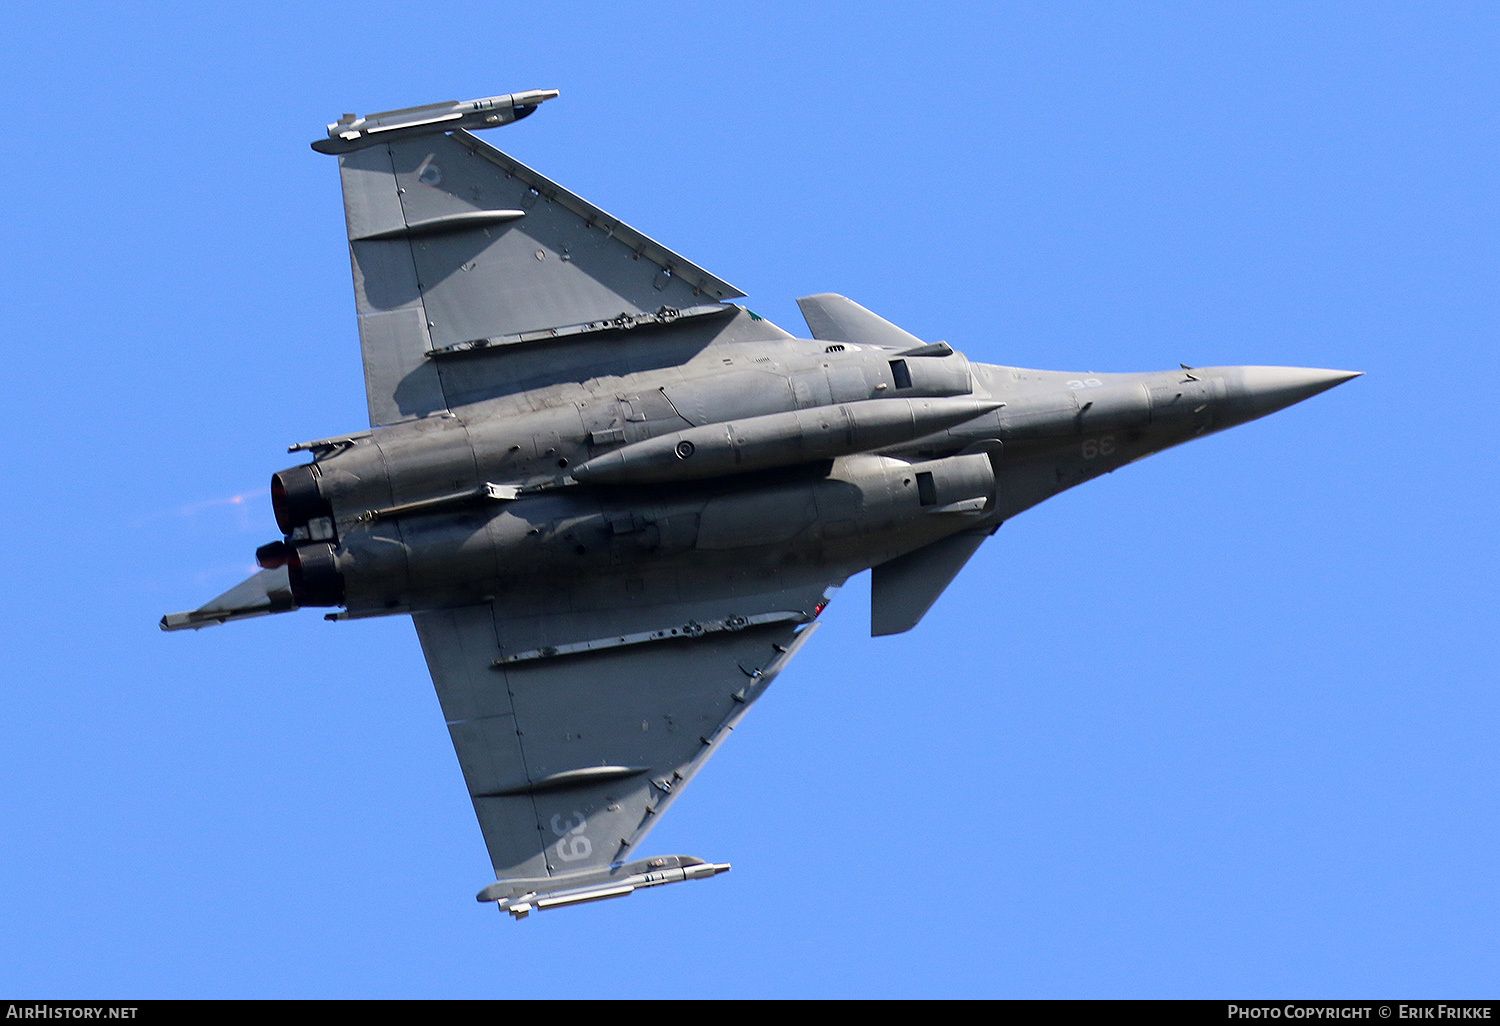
[{"left": 162, "top": 91, "right": 1359, "bottom": 919}]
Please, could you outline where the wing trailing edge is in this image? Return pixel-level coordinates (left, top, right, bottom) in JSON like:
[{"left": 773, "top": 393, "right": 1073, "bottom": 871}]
[
  {"left": 413, "top": 586, "right": 830, "bottom": 913},
  {"left": 330, "top": 114, "right": 755, "bottom": 424}
]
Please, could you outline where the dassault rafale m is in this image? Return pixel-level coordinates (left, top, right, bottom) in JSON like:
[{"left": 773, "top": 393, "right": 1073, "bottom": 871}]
[{"left": 162, "top": 90, "right": 1360, "bottom": 919}]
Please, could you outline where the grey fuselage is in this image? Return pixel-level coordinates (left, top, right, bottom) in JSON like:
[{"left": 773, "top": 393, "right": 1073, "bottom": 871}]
[{"left": 268, "top": 326, "right": 1326, "bottom": 625}]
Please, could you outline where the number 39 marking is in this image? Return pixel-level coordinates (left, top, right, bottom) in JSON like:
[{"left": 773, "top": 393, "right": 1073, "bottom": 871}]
[
  {"left": 1081, "top": 435, "right": 1116, "bottom": 460},
  {"left": 551, "top": 811, "right": 593, "bottom": 861}
]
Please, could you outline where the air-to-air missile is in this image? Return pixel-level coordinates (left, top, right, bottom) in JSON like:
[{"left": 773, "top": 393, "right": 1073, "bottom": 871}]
[
  {"left": 310, "top": 90, "right": 560, "bottom": 155},
  {"left": 162, "top": 91, "right": 1359, "bottom": 918}
]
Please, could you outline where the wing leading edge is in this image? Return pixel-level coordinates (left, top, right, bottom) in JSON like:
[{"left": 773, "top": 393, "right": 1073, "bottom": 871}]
[
  {"left": 329, "top": 113, "right": 750, "bottom": 426},
  {"left": 412, "top": 582, "right": 830, "bottom": 918}
]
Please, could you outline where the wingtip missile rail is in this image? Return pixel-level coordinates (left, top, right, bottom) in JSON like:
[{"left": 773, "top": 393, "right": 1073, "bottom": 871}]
[
  {"left": 311, "top": 89, "right": 560, "bottom": 154},
  {"left": 476, "top": 855, "right": 732, "bottom": 920}
]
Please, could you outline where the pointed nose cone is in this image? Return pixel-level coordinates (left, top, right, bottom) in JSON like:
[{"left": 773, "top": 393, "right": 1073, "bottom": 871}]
[{"left": 1230, "top": 366, "right": 1362, "bottom": 424}]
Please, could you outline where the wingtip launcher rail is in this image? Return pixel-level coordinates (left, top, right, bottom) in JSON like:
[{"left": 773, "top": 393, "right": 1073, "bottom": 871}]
[{"left": 311, "top": 89, "right": 560, "bottom": 154}]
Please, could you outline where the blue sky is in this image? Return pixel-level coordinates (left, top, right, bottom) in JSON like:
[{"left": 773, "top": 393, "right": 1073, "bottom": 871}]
[{"left": 1, "top": 1, "right": 1495, "bottom": 998}]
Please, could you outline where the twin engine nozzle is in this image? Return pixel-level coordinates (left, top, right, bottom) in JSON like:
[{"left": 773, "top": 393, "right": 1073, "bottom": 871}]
[{"left": 264, "top": 464, "right": 344, "bottom": 607}]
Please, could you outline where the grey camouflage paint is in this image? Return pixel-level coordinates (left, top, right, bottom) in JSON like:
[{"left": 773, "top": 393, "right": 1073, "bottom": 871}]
[{"left": 162, "top": 93, "right": 1359, "bottom": 918}]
